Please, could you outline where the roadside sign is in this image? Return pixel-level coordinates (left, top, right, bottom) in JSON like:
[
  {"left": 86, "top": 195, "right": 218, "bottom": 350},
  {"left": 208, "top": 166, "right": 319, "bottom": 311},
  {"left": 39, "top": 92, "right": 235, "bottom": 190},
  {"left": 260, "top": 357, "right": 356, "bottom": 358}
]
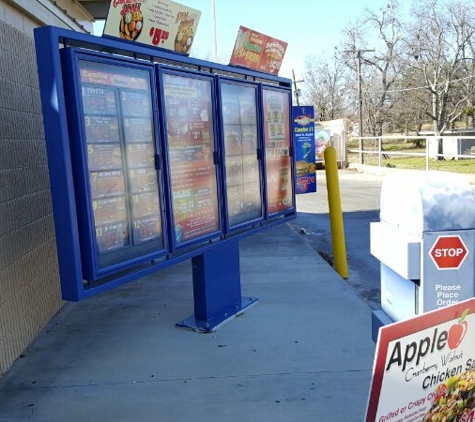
[
  {"left": 366, "top": 298, "right": 475, "bottom": 422},
  {"left": 429, "top": 235, "right": 469, "bottom": 270},
  {"left": 293, "top": 106, "right": 316, "bottom": 194},
  {"left": 423, "top": 231, "right": 475, "bottom": 313}
]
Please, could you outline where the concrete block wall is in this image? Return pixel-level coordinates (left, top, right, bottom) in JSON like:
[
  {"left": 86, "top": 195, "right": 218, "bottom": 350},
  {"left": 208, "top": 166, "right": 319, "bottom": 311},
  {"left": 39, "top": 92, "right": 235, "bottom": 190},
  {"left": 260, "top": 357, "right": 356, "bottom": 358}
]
[{"left": 0, "top": 22, "right": 63, "bottom": 376}]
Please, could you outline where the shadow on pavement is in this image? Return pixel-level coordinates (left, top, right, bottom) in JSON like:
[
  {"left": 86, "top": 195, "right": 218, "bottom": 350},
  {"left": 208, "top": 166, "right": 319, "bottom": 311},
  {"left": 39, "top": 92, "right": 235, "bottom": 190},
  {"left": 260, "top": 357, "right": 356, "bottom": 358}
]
[{"left": 290, "top": 210, "right": 382, "bottom": 310}]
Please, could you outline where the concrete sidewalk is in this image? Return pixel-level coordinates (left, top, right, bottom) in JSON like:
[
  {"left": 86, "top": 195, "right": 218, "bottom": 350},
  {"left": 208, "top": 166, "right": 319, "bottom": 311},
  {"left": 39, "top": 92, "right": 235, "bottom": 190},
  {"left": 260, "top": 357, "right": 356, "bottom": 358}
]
[{"left": 0, "top": 218, "right": 376, "bottom": 422}]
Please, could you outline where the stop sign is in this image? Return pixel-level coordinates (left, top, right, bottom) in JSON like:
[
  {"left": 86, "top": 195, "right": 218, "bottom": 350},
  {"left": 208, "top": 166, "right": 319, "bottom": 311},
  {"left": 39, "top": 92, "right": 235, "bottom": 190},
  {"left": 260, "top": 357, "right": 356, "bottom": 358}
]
[{"left": 429, "top": 235, "right": 469, "bottom": 270}]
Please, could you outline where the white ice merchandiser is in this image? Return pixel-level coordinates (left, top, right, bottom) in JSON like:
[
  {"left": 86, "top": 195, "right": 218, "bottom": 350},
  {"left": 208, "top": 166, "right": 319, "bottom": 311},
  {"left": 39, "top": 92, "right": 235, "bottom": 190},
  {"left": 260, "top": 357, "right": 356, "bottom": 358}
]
[{"left": 370, "top": 171, "right": 475, "bottom": 337}]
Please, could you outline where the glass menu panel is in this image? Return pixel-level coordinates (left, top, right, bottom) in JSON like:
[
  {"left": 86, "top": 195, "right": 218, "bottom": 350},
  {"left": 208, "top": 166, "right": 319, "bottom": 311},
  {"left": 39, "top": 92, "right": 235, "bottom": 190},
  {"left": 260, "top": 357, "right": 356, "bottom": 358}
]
[
  {"left": 162, "top": 73, "right": 220, "bottom": 244},
  {"left": 262, "top": 88, "right": 293, "bottom": 214},
  {"left": 79, "top": 60, "right": 164, "bottom": 262},
  {"left": 220, "top": 83, "right": 262, "bottom": 226}
]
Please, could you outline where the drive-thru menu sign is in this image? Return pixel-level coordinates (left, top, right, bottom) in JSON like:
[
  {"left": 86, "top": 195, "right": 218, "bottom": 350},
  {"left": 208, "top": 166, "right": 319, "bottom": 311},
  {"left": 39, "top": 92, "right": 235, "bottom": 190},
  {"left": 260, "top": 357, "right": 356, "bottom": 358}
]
[
  {"left": 366, "top": 298, "right": 475, "bottom": 422},
  {"left": 229, "top": 26, "right": 287, "bottom": 75},
  {"left": 103, "top": 0, "right": 201, "bottom": 54},
  {"left": 78, "top": 60, "right": 165, "bottom": 268},
  {"left": 34, "top": 25, "right": 296, "bottom": 310},
  {"left": 161, "top": 72, "right": 220, "bottom": 244}
]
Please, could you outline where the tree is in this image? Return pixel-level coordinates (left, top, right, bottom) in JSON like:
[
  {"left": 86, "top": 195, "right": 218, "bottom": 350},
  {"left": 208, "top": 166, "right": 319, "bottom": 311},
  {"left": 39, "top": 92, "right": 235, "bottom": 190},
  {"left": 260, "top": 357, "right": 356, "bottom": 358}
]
[
  {"left": 300, "top": 51, "right": 349, "bottom": 121},
  {"left": 341, "top": 1, "right": 407, "bottom": 137},
  {"left": 390, "top": 66, "right": 430, "bottom": 144},
  {"left": 402, "top": 0, "right": 475, "bottom": 157}
]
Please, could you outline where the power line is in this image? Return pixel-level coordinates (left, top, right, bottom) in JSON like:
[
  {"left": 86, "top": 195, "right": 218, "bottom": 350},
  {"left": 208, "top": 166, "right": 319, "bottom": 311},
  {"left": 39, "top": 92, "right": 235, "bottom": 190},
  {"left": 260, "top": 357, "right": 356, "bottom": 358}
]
[{"left": 367, "top": 73, "right": 475, "bottom": 94}]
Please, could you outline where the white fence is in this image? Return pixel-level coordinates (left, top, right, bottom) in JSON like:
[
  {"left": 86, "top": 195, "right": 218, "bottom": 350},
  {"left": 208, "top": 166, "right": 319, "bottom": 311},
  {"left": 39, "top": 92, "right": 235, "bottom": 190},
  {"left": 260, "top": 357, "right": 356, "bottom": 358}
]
[{"left": 349, "top": 135, "right": 475, "bottom": 170}]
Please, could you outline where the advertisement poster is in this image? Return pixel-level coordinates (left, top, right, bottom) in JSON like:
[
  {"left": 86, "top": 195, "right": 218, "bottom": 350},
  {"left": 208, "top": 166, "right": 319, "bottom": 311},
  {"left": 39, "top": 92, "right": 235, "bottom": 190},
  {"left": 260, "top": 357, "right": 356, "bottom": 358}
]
[
  {"left": 103, "top": 0, "right": 201, "bottom": 54},
  {"left": 220, "top": 83, "right": 262, "bottom": 227},
  {"left": 262, "top": 88, "right": 293, "bottom": 214},
  {"left": 292, "top": 106, "right": 316, "bottom": 194},
  {"left": 366, "top": 298, "right": 475, "bottom": 422},
  {"left": 79, "top": 60, "right": 163, "bottom": 254},
  {"left": 162, "top": 73, "right": 220, "bottom": 244},
  {"left": 422, "top": 231, "right": 475, "bottom": 314},
  {"left": 229, "top": 26, "right": 288, "bottom": 75},
  {"left": 315, "top": 129, "right": 331, "bottom": 164}
]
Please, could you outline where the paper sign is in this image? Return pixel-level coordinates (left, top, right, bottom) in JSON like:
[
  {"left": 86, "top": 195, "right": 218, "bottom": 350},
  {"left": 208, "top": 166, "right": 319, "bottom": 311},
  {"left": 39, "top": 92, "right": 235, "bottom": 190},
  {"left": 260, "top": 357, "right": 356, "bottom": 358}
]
[
  {"left": 103, "top": 0, "right": 201, "bottom": 54},
  {"left": 229, "top": 26, "right": 287, "bottom": 75},
  {"left": 366, "top": 298, "right": 475, "bottom": 422}
]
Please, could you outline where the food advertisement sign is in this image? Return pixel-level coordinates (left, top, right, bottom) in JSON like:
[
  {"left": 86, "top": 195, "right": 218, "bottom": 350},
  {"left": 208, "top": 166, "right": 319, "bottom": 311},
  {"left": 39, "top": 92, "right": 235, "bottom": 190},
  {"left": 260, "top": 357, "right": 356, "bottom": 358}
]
[
  {"left": 229, "top": 26, "right": 288, "bottom": 75},
  {"left": 292, "top": 106, "right": 316, "bottom": 194},
  {"left": 79, "top": 60, "right": 164, "bottom": 259},
  {"left": 366, "top": 298, "right": 475, "bottom": 422},
  {"left": 162, "top": 73, "right": 220, "bottom": 245},
  {"left": 220, "top": 82, "right": 263, "bottom": 227},
  {"left": 103, "top": 0, "right": 201, "bottom": 55},
  {"left": 262, "top": 88, "right": 293, "bottom": 214}
]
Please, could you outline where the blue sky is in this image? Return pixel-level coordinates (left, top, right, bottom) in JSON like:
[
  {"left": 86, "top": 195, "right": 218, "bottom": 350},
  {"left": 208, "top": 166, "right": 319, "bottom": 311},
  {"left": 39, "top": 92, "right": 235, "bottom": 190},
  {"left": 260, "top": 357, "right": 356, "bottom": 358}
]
[{"left": 95, "top": 0, "right": 391, "bottom": 80}]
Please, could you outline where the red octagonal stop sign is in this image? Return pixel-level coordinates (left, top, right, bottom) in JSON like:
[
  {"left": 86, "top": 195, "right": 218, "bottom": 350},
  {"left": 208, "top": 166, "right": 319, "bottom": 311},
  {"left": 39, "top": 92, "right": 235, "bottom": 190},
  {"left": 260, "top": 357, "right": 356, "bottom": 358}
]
[{"left": 429, "top": 235, "right": 469, "bottom": 270}]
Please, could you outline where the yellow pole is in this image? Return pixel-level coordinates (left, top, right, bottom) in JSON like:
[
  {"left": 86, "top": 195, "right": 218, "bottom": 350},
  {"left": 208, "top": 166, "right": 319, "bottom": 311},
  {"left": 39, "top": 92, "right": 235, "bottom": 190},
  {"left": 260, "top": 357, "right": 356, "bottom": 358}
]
[{"left": 324, "top": 147, "right": 348, "bottom": 279}]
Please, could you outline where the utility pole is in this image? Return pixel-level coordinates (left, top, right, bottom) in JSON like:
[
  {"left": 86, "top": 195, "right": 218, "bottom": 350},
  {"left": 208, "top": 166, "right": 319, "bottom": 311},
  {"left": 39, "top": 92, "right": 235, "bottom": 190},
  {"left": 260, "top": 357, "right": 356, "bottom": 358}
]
[
  {"left": 345, "top": 48, "right": 374, "bottom": 164},
  {"left": 211, "top": 0, "right": 218, "bottom": 62},
  {"left": 356, "top": 49, "right": 374, "bottom": 138},
  {"left": 292, "top": 69, "right": 304, "bottom": 106}
]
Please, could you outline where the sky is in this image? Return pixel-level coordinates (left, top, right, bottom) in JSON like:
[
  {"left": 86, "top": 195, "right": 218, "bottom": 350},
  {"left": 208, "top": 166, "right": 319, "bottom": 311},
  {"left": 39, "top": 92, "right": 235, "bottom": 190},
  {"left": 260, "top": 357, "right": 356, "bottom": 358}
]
[{"left": 94, "top": 0, "right": 389, "bottom": 81}]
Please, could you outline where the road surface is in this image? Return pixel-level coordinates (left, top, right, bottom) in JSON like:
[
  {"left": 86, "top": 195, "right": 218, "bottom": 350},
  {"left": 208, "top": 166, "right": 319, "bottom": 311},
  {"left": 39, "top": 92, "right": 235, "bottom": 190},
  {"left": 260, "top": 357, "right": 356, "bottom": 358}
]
[{"left": 292, "top": 169, "right": 384, "bottom": 310}]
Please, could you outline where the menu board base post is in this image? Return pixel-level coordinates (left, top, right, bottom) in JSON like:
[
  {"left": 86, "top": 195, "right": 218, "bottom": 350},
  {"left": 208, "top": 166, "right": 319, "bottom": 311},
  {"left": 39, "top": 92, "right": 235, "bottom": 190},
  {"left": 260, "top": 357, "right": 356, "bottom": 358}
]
[{"left": 176, "top": 240, "right": 258, "bottom": 332}]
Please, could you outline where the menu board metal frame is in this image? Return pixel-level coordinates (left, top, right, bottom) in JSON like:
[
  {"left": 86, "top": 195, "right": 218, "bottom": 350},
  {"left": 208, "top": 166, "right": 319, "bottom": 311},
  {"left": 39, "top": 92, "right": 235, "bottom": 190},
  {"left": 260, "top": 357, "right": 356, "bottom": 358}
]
[
  {"left": 62, "top": 49, "right": 169, "bottom": 281},
  {"left": 217, "top": 77, "right": 265, "bottom": 232},
  {"left": 34, "top": 25, "right": 297, "bottom": 302}
]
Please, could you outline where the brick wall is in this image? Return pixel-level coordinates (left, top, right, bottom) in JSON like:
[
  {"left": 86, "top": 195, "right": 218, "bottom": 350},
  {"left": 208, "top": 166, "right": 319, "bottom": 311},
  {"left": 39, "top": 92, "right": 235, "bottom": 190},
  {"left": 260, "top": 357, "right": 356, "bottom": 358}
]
[{"left": 0, "top": 22, "right": 63, "bottom": 376}]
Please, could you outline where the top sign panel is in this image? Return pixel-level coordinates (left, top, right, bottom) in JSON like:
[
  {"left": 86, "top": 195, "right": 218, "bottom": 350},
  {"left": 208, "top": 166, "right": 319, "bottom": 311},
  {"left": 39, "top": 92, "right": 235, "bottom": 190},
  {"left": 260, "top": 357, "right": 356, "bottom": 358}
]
[
  {"left": 229, "top": 26, "right": 287, "bottom": 75},
  {"left": 103, "top": 0, "right": 201, "bottom": 54}
]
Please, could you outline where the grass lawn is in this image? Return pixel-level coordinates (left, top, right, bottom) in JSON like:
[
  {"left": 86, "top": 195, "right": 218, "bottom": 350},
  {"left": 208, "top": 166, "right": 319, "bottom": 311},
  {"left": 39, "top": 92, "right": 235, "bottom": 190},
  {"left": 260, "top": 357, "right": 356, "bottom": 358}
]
[{"left": 347, "top": 141, "right": 475, "bottom": 174}]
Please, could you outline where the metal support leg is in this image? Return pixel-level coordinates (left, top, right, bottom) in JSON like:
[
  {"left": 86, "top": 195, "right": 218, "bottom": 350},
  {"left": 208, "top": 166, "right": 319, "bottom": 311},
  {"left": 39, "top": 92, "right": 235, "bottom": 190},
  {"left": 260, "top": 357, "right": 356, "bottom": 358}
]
[{"left": 176, "top": 241, "right": 258, "bottom": 332}]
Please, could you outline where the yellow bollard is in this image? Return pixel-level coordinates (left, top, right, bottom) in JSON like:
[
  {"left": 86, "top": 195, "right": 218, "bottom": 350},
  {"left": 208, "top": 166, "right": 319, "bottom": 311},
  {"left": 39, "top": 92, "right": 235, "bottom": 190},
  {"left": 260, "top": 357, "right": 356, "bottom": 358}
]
[{"left": 324, "top": 147, "right": 348, "bottom": 279}]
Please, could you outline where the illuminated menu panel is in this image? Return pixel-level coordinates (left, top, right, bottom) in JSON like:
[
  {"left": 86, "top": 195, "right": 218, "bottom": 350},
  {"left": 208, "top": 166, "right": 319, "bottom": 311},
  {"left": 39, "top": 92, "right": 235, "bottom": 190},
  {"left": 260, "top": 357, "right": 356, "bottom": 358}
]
[
  {"left": 79, "top": 61, "right": 164, "bottom": 262},
  {"left": 262, "top": 88, "right": 293, "bottom": 214},
  {"left": 162, "top": 73, "right": 220, "bottom": 244},
  {"left": 220, "top": 83, "right": 262, "bottom": 227}
]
